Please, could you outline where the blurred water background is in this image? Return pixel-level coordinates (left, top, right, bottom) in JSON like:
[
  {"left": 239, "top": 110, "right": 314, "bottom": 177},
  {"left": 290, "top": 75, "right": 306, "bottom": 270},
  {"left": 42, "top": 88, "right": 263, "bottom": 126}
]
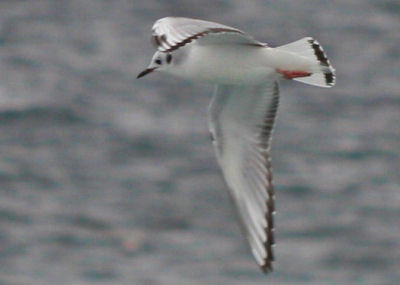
[{"left": 0, "top": 1, "right": 399, "bottom": 284}]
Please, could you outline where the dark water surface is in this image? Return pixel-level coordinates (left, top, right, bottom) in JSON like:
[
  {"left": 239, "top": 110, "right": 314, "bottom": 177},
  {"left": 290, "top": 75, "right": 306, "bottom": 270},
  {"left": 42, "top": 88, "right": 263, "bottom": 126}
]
[{"left": 0, "top": 1, "right": 399, "bottom": 284}]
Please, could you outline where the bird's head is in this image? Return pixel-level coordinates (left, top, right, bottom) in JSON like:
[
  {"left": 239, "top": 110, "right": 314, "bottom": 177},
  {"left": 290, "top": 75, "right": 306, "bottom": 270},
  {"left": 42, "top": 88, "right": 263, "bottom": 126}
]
[{"left": 137, "top": 51, "right": 173, "bottom": 78}]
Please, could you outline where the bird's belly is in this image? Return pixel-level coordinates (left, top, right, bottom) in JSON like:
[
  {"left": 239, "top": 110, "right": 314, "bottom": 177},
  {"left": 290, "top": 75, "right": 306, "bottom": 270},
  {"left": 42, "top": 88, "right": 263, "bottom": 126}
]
[{"left": 171, "top": 45, "right": 276, "bottom": 85}]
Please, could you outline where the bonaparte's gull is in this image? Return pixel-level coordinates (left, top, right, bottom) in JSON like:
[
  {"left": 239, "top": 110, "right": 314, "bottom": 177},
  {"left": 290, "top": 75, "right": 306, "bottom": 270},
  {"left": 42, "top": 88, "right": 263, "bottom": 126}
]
[{"left": 137, "top": 17, "right": 335, "bottom": 273}]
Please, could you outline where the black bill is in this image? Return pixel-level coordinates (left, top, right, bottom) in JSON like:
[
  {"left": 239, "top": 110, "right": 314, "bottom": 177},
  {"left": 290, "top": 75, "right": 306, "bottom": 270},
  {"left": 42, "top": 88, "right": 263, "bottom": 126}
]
[{"left": 137, "top": 68, "right": 155, "bottom": 79}]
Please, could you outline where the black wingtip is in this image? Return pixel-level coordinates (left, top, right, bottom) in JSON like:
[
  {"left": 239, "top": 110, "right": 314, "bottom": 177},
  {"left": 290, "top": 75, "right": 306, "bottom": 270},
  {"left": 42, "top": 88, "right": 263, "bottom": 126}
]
[
  {"left": 308, "top": 38, "right": 336, "bottom": 86},
  {"left": 261, "top": 261, "right": 273, "bottom": 274}
]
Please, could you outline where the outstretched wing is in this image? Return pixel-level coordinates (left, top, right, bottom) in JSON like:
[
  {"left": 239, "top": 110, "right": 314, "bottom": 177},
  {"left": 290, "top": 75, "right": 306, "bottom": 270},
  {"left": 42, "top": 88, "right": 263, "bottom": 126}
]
[
  {"left": 151, "top": 17, "right": 264, "bottom": 52},
  {"left": 208, "top": 81, "right": 279, "bottom": 273}
]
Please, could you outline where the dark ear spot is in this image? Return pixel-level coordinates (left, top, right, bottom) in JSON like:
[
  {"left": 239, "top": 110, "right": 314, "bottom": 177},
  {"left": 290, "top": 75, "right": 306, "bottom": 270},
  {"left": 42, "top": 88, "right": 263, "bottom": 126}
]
[{"left": 166, "top": 53, "right": 172, "bottom": 64}]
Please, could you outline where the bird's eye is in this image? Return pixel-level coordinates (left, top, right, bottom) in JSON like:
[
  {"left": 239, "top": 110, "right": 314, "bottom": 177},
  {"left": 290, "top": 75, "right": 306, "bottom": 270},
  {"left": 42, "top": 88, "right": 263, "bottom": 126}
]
[{"left": 155, "top": 58, "right": 162, "bottom": 65}]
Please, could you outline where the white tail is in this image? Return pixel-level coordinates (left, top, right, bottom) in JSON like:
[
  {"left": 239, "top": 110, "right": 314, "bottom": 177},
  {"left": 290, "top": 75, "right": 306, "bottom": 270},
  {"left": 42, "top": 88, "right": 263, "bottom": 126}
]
[{"left": 278, "top": 37, "right": 335, "bottom": 88}]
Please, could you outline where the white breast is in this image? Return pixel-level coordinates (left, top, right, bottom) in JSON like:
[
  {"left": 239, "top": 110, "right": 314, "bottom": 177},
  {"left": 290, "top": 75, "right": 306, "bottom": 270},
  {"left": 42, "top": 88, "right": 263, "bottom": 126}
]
[{"left": 167, "top": 45, "right": 277, "bottom": 85}]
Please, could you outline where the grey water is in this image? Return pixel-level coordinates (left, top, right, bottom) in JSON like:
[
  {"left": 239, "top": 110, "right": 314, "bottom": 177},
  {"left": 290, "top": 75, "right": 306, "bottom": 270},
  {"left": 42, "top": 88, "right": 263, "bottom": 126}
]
[{"left": 0, "top": 1, "right": 399, "bottom": 284}]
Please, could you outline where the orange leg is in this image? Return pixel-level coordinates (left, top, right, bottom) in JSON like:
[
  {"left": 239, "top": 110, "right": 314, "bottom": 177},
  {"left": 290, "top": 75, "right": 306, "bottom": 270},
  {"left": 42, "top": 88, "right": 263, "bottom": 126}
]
[{"left": 276, "top": 69, "right": 311, "bottom": 79}]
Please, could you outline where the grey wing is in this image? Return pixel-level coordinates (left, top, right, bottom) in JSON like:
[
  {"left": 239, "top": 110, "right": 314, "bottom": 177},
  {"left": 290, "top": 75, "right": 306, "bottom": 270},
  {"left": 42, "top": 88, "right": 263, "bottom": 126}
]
[
  {"left": 151, "top": 17, "right": 264, "bottom": 52},
  {"left": 208, "top": 82, "right": 279, "bottom": 273}
]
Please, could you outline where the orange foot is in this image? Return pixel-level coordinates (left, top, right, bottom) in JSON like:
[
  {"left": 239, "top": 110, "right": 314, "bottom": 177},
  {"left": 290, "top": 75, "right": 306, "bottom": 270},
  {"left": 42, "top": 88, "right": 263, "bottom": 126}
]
[{"left": 276, "top": 69, "right": 312, "bottom": 79}]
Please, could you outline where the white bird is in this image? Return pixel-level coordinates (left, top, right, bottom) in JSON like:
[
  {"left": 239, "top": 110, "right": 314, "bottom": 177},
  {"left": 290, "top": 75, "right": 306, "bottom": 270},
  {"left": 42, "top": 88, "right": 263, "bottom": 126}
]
[{"left": 137, "top": 17, "right": 335, "bottom": 273}]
